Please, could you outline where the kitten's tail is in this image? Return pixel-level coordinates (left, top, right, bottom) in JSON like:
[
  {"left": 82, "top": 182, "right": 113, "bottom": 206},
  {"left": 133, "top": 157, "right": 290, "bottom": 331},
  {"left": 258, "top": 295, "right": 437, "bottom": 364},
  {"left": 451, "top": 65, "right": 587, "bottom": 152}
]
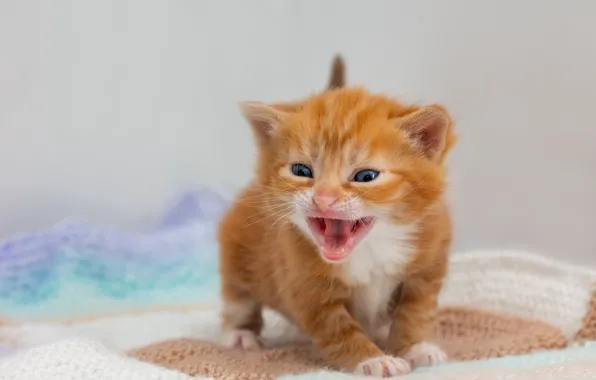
[{"left": 327, "top": 54, "right": 346, "bottom": 89}]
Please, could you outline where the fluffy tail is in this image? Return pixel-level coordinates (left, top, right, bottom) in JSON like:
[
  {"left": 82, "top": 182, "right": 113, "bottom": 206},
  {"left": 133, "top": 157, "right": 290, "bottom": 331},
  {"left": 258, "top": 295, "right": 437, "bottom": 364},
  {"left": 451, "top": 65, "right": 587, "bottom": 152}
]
[{"left": 327, "top": 54, "right": 346, "bottom": 89}]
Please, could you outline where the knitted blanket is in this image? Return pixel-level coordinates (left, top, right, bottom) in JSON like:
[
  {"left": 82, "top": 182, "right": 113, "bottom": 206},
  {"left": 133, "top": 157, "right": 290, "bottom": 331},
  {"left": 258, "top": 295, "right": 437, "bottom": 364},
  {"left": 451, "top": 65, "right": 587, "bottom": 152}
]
[
  {"left": 1, "top": 251, "right": 596, "bottom": 379},
  {"left": 127, "top": 251, "right": 596, "bottom": 378},
  {"left": 3, "top": 338, "right": 596, "bottom": 380}
]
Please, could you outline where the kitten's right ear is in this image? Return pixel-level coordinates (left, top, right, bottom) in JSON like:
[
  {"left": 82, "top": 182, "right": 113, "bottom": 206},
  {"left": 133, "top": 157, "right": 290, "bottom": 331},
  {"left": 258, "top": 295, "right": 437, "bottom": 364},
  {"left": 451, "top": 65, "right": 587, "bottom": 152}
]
[{"left": 239, "top": 101, "right": 286, "bottom": 147}]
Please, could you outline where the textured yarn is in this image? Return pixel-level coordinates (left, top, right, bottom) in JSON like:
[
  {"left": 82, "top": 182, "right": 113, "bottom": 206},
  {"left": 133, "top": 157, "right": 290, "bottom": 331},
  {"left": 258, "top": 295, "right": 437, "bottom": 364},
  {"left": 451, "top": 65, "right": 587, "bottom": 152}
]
[
  {"left": 4, "top": 339, "right": 596, "bottom": 380},
  {"left": 127, "top": 251, "right": 596, "bottom": 379},
  {"left": 130, "top": 306, "right": 568, "bottom": 379},
  {"left": 0, "top": 338, "right": 193, "bottom": 380},
  {"left": 440, "top": 250, "right": 596, "bottom": 339},
  {"left": 576, "top": 290, "right": 596, "bottom": 341},
  {"left": 2, "top": 250, "right": 596, "bottom": 380}
]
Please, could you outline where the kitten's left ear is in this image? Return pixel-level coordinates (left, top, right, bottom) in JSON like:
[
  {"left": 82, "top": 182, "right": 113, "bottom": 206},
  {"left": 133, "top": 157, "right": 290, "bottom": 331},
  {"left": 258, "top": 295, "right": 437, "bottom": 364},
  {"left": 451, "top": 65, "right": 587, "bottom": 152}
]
[
  {"left": 396, "top": 105, "right": 453, "bottom": 161},
  {"left": 239, "top": 101, "right": 288, "bottom": 147}
]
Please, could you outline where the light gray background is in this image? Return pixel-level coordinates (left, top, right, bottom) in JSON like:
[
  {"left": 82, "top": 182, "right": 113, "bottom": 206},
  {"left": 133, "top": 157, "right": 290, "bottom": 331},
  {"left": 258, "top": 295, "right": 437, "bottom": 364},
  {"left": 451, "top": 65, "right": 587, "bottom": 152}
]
[{"left": 1, "top": 0, "right": 595, "bottom": 264}]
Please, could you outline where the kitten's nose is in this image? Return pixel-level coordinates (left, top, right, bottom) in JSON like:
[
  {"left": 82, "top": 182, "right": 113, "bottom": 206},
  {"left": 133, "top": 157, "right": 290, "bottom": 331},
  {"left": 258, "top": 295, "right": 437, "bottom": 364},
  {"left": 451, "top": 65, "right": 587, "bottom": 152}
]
[{"left": 312, "top": 195, "right": 338, "bottom": 212}]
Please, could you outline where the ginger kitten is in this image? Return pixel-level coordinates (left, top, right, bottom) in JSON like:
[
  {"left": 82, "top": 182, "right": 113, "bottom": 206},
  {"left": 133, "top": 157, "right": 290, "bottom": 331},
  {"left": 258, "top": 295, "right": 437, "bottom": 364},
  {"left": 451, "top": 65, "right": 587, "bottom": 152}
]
[{"left": 218, "top": 57, "right": 455, "bottom": 377}]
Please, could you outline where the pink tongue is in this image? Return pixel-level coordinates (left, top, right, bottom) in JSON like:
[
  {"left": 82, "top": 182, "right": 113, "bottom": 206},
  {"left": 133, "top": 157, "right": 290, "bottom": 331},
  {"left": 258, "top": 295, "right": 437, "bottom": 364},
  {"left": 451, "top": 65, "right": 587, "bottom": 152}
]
[{"left": 322, "top": 220, "right": 355, "bottom": 260}]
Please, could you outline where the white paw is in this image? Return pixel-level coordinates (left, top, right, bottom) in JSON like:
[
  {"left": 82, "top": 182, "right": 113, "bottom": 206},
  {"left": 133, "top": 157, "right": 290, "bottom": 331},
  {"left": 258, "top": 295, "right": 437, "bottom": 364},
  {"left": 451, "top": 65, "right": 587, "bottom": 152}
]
[
  {"left": 355, "top": 355, "right": 411, "bottom": 377},
  {"left": 222, "top": 329, "right": 261, "bottom": 350},
  {"left": 403, "top": 342, "right": 447, "bottom": 368}
]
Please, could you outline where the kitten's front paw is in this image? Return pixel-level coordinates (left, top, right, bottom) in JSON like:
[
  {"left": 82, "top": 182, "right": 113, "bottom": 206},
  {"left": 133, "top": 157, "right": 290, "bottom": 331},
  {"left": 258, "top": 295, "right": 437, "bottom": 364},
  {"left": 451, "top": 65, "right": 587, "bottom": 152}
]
[
  {"left": 355, "top": 355, "right": 411, "bottom": 377},
  {"left": 223, "top": 329, "right": 261, "bottom": 350},
  {"left": 403, "top": 342, "right": 447, "bottom": 368}
]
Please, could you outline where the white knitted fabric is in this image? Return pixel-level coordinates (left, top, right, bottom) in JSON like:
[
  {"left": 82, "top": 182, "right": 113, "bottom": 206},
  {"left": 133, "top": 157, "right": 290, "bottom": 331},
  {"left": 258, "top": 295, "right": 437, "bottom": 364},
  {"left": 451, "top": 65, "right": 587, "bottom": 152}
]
[
  {"left": 0, "top": 338, "right": 194, "bottom": 380},
  {"left": 440, "top": 250, "right": 596, "bottom": 339}
]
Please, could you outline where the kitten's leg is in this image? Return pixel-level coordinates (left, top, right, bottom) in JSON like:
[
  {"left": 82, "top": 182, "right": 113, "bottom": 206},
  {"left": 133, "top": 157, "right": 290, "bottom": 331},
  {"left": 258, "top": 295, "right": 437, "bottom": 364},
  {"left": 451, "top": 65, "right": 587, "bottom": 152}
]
[
  {"left": 291, "top": 283, "right": 411, "bottom": 377},
  {"left": 387, "top": 274, "right": 447, "bottom": 368},
  {"left": 220, "top": 282, "right": 263, "bottom": 350},
  {"left": 218, "top": 231, "right": 264, "bottom": 350}
]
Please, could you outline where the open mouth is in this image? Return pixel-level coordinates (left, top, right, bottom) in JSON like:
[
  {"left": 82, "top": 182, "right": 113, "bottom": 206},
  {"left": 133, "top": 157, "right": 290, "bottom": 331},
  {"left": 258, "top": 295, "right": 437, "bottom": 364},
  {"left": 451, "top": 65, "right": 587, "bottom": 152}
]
[{"left": 306, "top": 217, "right": 375, "bottom": 262}]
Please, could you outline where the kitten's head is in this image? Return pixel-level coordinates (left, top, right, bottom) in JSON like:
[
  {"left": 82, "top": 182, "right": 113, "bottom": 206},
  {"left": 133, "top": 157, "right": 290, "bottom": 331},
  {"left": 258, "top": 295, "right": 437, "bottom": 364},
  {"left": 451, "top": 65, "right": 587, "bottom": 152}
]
[{"left": 241, "top": 88, "right": 455, "bottom": 263}]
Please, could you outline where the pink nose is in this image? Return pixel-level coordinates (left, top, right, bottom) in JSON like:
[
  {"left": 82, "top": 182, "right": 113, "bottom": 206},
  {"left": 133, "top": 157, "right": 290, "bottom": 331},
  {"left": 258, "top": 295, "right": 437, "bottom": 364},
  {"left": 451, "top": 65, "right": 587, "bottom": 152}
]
[{"left": 312, "top": 195, "right": 338, "bottom": 212}]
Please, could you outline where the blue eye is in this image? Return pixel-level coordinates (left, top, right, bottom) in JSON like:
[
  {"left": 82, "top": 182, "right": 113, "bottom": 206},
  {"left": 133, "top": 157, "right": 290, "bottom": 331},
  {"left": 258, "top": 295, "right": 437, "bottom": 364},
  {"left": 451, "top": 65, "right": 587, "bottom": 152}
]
[
  {"left": 291, "top": 163, "right": 313, "bottom": 178},
  {"left": 353, "top": 169, "right": 379, "bottom": 183}
]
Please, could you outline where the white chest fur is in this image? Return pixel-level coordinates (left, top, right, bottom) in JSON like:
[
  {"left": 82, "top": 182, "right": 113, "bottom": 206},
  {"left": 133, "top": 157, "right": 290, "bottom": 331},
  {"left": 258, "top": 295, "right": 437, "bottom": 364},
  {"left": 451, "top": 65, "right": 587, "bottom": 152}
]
[{"left": 342, "top": 221, "right": 416, "bottom": 333}]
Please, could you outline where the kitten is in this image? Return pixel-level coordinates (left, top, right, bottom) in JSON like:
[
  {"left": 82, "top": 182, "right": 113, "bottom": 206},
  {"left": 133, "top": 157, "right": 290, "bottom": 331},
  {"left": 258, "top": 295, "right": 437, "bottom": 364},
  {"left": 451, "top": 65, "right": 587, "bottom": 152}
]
[{"left": 218, "top": 56, "right": 455, "bottom": 377}]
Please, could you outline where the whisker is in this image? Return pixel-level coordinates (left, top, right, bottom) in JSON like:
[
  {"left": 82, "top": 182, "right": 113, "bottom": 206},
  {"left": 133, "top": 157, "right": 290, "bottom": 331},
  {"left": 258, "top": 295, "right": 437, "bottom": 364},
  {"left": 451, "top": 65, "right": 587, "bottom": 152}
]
[
  {"left": 241, "top": 205, "right": 295, "bottom": 228},
  {"left": 274, "top": 219, "right": 291, "bottom": 240},
  {"left": 275, "top": 175, "right": 301, "bottom": 193},
  {"left": 265, "top": 211, "right": 294, "bottom": 240},
  {"left": 241, "top": 203, "right": 291, "bottom": 224}
]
